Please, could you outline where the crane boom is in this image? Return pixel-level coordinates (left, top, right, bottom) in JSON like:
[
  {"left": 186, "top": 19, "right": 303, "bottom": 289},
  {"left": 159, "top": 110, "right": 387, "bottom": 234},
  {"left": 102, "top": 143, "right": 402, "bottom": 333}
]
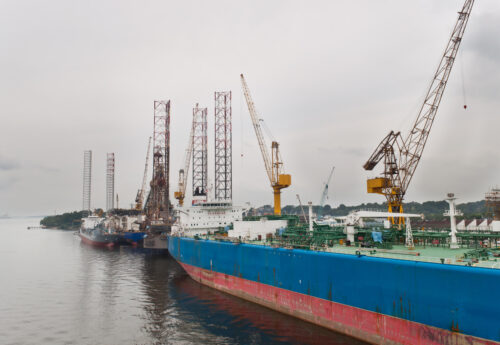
[
  {"left": 399, "top": 0, "right": 474, "bottom": 193},
  {"left": 317, "top": 166, "right": 335, "bottom": 220},
  {"left": 240, "top": 74, "right": 273, "bottom": 184},
  {"left": 296, "top": 194, "right": 308, "bottom": 223},
  {"left": 363, "top": 0, "right": 474, "bottom": 224},
  {"left": 135, "top": 136, "right": 152, "bottom": 210},
  {"left": 240, "top": 74, "right": 291, "bottom": 215},
  {"left": 174, "top": 119, "right": 195, "bottom": 206}
]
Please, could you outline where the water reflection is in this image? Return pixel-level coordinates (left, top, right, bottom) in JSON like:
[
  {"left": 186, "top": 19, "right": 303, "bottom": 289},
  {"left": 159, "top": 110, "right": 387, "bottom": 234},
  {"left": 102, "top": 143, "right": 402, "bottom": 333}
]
[
  {"left": 140, "top": 254, "right": 172, "bottom": 343},
  {"left": 1, "top": 219, "right": 367, "bottom": 345},
  {"left": 139, "top": 253, "right": 368, "bottom": 345}
]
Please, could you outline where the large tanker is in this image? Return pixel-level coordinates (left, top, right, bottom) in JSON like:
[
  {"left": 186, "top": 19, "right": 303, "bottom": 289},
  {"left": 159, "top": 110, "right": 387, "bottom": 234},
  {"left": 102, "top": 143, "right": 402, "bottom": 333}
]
[{"left": 168, "top": 234, "right": 500, "bottom": 345}]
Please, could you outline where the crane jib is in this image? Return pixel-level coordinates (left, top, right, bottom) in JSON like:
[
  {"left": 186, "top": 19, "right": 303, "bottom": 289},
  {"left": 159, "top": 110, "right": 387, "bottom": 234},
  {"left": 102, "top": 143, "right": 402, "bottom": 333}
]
[{"left": 363, "top": 0, "right": 474, "bottom": 224}]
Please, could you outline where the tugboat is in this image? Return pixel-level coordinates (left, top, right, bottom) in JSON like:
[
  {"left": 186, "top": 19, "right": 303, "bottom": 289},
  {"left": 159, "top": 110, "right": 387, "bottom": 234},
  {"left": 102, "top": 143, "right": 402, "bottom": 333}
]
[{"left": 79, "top": 215, "right": 121, "bottom": 247}]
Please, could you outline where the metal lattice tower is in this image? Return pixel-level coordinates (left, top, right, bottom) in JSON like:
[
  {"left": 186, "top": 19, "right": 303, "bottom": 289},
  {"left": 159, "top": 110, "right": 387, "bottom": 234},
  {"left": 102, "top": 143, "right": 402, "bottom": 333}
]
[
  {"left": 192, "top": 105, "right": 208, "bottom": 200},
  {"left": 106, "top": 153, "right": 115, "bottom": 211},
  {"left": 214, "top": 91, "right": 232, "bottom": 201},
  {"left": 147, "top": 100, "right": 171, "bottom": 221},
  {"left": 82, "top": 150, "right": 92, "bottom": 212}
]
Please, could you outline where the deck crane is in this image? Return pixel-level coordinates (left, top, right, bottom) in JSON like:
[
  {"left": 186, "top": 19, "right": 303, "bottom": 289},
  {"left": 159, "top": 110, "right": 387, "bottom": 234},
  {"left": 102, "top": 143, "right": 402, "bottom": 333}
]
[
  {"left": 135, "top": 136, "right": 152, "bottom": 210},
  {"left": 296, "top": 194, "right": 308, "bottom": 223},
  {"left": 317, "top": 166, "right": 335, "bottom": 221},
  {"left": 363, "top": 0, "right": 474, "bottom": 225},
  {"left": 174, "top": 117, "right": 195, "bottom": 206},
  {"left": 240, "top": 74, "right": 291, "bottom": 216}
]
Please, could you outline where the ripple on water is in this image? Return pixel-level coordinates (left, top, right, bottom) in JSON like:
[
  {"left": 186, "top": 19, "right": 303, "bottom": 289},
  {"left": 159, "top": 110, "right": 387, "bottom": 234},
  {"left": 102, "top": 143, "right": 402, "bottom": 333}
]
[{"left": 1, "top": 219, "right": 369, "bottom": 345}]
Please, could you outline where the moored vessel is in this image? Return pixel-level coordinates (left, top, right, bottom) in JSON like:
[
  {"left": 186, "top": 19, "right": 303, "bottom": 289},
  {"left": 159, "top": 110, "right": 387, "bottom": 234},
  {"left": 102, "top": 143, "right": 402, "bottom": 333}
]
[
  {"left": 168, "top": 213, "right": 500, "bottom": 345},
  {"left": 79, "top": 215, "right": 121, "bottom": 247}
]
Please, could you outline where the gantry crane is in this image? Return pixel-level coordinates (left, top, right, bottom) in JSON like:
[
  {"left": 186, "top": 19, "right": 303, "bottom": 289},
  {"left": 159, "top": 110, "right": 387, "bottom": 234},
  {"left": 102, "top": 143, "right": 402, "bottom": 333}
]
[
  {"left": 174, "top": 118, "right": 195, "bottom": 206},
  {"left": 135, "top": 136, "right": 152, "bottom": 211},
  {"left": 363, "top": 0, "right": 474, "bottom": 225},
  {"left": 317, "top": 166, "right": 335, "bottom": 221},
  {"left": 240, "top": 74, "right": 291, "bottom": 216}
]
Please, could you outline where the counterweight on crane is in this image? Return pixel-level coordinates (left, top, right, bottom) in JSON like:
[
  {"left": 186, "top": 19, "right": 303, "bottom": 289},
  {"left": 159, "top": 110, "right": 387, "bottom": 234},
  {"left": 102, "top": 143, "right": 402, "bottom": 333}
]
[
  {"left": 135, "top": 137, "right": 152, "bottom": 210},
  {"left": 240, "top": 74, "right": 291, "bottom": 216},
  {"left": 174, "top": 117, "right": 195, "bottom": 206},
  {"left": 363, "top": 0, "right": 474, "bottom": 224}
]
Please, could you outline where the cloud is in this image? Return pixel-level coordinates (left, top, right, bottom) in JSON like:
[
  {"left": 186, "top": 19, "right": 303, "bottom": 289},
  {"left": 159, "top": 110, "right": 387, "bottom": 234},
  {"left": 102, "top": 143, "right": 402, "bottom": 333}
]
[
  {"left": 0, "top": 157, "right": 20, "bottom": 171},
  {"left": 0, "top": 0, "right": 499, "bottom": 214},
  {"left": 0, "top": 176, "right": 20, "bottom": 190}
]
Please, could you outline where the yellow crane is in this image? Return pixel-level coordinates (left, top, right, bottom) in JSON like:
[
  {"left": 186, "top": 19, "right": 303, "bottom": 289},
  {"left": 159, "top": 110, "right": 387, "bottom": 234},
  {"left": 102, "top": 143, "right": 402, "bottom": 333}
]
[
  {"left": 174, "top": 114, "right": 195, "bottom": 206},
  {"left": 240, "top": 74, "right": 291, "bottom": 216},
  {"left": 363, "top": 0, "right": 474, "bottom": 225},
  {"left": 135, "top": 136, "right": 152, "bottom": 211}
]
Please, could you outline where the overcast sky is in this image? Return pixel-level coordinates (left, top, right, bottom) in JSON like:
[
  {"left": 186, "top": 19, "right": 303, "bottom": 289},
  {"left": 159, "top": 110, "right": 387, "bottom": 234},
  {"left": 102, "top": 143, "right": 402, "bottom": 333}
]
[{"left": 1, "top": 0, "right": 499, "bottom": 216}]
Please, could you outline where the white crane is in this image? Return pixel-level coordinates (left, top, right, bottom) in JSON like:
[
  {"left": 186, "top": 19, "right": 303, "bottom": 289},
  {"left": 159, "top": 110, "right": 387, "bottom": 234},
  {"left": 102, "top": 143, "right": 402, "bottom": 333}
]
[
  {"left": 317, "top": 166, "right": 335, "bottom": 220},
  {"left": 135, "top": 137, "right": 152, "bottom": 210}
]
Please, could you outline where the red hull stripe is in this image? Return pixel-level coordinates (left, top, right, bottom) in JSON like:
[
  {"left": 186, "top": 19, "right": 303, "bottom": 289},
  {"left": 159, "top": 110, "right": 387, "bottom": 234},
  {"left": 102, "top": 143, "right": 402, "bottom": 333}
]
[
  {"left": 179, "top": 262, "right": 498, "bottom": 345},
  {"left": 79, "top": 234, "right": 114, "bottom": 248}
]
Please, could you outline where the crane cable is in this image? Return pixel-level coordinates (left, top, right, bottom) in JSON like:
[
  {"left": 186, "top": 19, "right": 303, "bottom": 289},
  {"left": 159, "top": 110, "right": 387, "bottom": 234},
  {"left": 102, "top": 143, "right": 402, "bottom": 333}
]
[{"left": 460, "top": 49, "right": 468, "bottom": 109}]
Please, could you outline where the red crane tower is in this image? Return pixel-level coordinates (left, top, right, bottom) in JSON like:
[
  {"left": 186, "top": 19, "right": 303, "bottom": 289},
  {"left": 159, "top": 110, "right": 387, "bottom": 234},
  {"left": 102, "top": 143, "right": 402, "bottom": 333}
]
[{"left": 146, "top": 100, "right": 171, "bottom": 224}]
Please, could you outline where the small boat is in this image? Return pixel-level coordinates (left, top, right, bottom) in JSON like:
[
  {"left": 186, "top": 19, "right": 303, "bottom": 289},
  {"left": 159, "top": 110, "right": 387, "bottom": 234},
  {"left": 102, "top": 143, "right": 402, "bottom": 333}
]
[{"left": 79, "top": 215, "right": 120, "bottom": 247}]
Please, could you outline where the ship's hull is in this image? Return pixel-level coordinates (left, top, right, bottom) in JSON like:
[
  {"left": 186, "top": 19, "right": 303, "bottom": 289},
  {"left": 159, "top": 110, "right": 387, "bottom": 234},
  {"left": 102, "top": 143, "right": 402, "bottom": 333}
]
[
  {"left": 141, "top": 232, "right": 169, "bottom": 253},
  {"left": 79, "top": 230, "right": 119, "bottom": 248},
  {"left": 169, "top": 236, "right": 500, "bottom": 345},
  {"left": 119, "top": 231, "right": 146, "bottom": 246}
]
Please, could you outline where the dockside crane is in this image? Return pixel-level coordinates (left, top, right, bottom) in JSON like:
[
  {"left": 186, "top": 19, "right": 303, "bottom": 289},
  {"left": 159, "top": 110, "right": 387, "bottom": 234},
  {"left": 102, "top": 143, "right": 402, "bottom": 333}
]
[
  {"left": 317, "top": 166, "right": 335, "bottom": 221},
  {"left": 174, "top": 118, "right": 195, "bottom": 206},
  {"left": 363, "top": 0, "right": 474, "bottom": 225},
  {"left": 135, "top": 136, "right": 152, "bottom": 211},
  {"left": 296, "top": 194, "right": 308, "bottom": 223},
  {"left": 240, "top": 74, "right": 291, "bottom": 216}
]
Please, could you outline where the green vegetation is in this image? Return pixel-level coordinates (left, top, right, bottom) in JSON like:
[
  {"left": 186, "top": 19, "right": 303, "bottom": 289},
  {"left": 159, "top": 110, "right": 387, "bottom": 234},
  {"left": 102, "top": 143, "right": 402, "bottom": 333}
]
[
  {"left": 277, "top": 200, "right": 487, "bottom": 220},
  {"left": 40, "top": 210, "right": 89, "bottom": 230}
]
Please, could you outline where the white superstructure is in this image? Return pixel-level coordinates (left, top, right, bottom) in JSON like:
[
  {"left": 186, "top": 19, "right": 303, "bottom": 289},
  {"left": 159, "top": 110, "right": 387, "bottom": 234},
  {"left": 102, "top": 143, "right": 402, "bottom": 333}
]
[
  {"left": 229, "top": 218, "right": 287, "bottom": 240},
  {"left": 175, "top": 201, "right": 244, "bottom": 236},
  {"left": 81, "top": 215, "right": 103, "bottom": 230}
]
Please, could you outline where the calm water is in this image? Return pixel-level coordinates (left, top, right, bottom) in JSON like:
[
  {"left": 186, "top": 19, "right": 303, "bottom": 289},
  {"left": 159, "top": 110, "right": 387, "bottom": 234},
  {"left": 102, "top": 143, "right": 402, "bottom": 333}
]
[{"left": 0, "top": 217, "right": 368, "bottom": 345}]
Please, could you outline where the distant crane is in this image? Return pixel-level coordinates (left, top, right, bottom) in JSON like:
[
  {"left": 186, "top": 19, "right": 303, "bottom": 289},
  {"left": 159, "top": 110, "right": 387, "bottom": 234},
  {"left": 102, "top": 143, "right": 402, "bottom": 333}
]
[
  {"left": 174, "top": 118, "right": 195, "bottom": 206},
  {"left": 296, "top": 194, "right": 308, "bottom": 223},
  {"left": 135, "top": 136, "right": 152, "bottom": 211},
  {"left": 363, "top": 0, "right": 474, "bottom": 225},
  {"left": 240, "top": 74, "right": 291, "bottom": 216},
  {"left": 317, "top": 166, "right": 335, "bottom": 221}
]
